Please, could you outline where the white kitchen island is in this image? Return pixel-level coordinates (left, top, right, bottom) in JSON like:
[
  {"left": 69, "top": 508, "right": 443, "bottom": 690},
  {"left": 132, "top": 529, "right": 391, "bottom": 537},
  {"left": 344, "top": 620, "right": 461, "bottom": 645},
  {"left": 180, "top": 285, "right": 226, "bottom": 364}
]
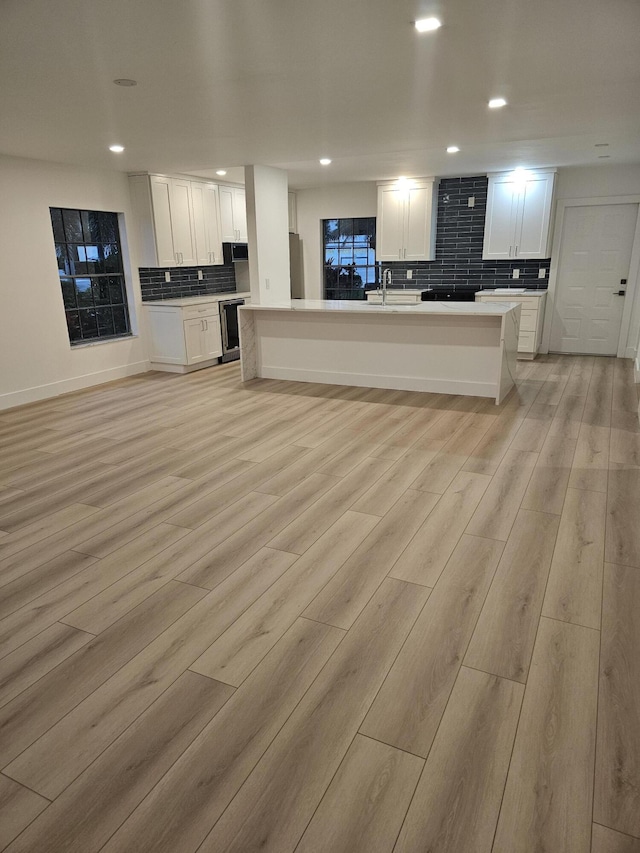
[{"left": 239, "top": 299, "right": 521, "bottom": 404}]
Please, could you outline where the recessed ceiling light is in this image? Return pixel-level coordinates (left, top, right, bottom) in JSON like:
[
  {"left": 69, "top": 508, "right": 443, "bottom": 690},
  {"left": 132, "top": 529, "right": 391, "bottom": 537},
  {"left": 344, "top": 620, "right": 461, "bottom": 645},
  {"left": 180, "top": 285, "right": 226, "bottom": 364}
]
[
  {"left": 594, "top": 143, "right": 609, "bottom": 147},
  {"left": 598, "top": 155, "right": 611, "bottom": 159},
  {"left": 109, "top": 145, "right": 125, "bottom": 153},
  {"left": 415, "top": 17, "right": 441, "bottom": 32},
  {"left": 215, "top": 169, "right": 227, "bottom": 176},
  {"left": 319, "top": 158, "right": 332, "bottom": 165},
  {"left": 113, "top": 78, "right": 137, "bottom": 87},
  {"left": 446, "top": 146, "right": 460, "bottom": 153},
  {"left": 488, "top": 98, "right": 507, "bottom": 109}
]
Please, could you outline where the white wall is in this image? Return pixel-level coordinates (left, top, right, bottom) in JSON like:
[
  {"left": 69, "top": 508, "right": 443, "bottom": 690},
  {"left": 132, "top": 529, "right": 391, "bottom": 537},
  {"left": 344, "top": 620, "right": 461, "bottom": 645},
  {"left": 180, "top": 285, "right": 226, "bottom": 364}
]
[
  {"left": 553, "top": 164, "right": 640, "bottom": 362},
  {"left": 0, "top": 155, "right": 148, "bottom": 410},
  {"left": 295, "top": 182, "right": 377, "bottom": 299},
  {"left": 245, "top": 165, "right": 290, "bottom": 304}
]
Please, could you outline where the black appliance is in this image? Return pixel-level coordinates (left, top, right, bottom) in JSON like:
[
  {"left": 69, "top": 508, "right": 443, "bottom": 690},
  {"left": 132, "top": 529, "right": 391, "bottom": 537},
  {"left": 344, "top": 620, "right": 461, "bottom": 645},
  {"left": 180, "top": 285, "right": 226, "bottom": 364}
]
[
  {"left": 219, "top": 298, "right": 245, "bottom": 362},
  {"left": 222, "top": 242, "right": 249, "bottom": 263},
  {"left": 421, "top": 287, "right": 478, "bottom": 302}
]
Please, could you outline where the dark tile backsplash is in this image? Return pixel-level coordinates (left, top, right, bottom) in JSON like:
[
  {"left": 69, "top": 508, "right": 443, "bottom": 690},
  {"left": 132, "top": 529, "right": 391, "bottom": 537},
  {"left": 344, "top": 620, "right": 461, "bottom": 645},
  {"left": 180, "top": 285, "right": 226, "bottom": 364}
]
[
  {"left": 139, "top": 264, "right": 238, "bottom": 301},
  {"left": 381, "top": 176, "right": 550, "bottom": 292}
]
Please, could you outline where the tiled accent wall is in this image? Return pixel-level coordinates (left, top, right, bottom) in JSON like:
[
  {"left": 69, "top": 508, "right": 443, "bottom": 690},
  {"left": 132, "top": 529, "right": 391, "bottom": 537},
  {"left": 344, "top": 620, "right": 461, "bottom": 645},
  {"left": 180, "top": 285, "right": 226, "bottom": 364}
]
[
  {"left": 139, "top": 264, "right": 238, "bottom": 301},
  {"left": 383, "top": 176, "right": 551, "bottom": 292}
]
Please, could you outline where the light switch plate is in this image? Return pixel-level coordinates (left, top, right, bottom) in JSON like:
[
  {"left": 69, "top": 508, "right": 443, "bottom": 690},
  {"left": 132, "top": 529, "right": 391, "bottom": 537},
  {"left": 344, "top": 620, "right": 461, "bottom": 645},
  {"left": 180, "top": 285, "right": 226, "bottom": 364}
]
[
  {"left": 468, "top": 196, "right": 475, "bottom": 208},
  {"left": 538, "top": 268, "right": 546, "bottom": 278},
  {"left": 164, "top": 271, "right": 171, "bottom": 283},
  {"left": 407, "top": 270, "right": 412, "bottom": 280},
  {"left": 512, "top": 268, "right": 520, "bottom": 279},
  {"left": 198, "top": 270, "right": 203, "bottom": 281}
]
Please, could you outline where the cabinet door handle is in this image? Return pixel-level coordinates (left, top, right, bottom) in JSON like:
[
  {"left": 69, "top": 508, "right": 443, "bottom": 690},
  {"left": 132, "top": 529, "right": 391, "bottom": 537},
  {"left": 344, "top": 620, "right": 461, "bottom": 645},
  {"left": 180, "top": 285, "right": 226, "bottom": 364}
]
[
  {"left": 515, "top": 245, "right": 518, "bottom": 256},
  {"left": 508, "top": 246, "right": 512, "bottom": 257},
  {"left": 204, "top": 319, "right": 208, "bottom": 330},
  {"left": 404, "top": 248, "right": 407, "bottom": 259}
]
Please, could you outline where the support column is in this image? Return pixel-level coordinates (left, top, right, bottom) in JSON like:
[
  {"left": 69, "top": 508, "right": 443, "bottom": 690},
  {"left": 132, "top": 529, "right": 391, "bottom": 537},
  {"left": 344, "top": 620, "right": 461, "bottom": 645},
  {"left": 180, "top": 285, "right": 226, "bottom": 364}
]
[{"left": 244, "top": 165, "right": 290, "bottom": 304}]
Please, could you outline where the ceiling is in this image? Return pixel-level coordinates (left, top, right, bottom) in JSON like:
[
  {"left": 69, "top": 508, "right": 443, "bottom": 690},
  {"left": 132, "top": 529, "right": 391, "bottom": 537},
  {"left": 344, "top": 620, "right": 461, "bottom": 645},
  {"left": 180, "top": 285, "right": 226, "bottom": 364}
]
[{"left": 2, "top": 0, "right": 640, "bottom": 189}]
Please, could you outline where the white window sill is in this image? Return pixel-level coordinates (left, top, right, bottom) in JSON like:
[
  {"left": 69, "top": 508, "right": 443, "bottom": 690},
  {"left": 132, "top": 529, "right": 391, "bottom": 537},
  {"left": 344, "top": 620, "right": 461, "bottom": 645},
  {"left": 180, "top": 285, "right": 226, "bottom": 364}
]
[{"left": 70, "top": 334, "right": 137, "bottom": 350}]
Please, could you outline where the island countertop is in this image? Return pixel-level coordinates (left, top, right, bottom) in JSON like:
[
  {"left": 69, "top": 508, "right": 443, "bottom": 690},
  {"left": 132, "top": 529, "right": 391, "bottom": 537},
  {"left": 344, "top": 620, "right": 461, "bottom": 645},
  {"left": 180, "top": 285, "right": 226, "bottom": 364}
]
[
  {"left": 240, "top": 299, "right": 520, "bottom": 404},
  {"left": 240, "top": 298, "right": 520, "bottom": 317}
]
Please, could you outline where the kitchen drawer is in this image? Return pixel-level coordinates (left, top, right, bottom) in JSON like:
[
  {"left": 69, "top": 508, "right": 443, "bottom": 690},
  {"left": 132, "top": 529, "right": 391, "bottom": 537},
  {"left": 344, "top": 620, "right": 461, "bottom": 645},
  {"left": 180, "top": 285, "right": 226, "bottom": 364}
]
[
  {"left": 518, "top": 330, "right": 536, "bottom": 351},
  {"left": 519, "top": 309, "right": 539, "bottom": 332},
  {"left": 182, "top": 304, "right": 220, "bottom": 320}
]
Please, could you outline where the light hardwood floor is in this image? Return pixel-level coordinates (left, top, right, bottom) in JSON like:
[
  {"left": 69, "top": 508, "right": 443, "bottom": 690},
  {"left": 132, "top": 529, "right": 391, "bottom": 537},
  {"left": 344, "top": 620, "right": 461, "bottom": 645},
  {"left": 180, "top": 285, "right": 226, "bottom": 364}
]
[{"left": 0, "top": 354, "right": 638, "bottom": 852}]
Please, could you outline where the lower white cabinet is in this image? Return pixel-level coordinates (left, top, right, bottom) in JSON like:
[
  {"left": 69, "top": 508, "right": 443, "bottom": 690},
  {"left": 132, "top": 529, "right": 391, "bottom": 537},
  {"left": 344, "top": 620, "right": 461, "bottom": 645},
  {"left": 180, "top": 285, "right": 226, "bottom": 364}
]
[
  {"left": 475, "top": 291, "right": 547, "bottom": 359},
  {"left": 146, "top": 302, "right": 222, "bottom": 372}
]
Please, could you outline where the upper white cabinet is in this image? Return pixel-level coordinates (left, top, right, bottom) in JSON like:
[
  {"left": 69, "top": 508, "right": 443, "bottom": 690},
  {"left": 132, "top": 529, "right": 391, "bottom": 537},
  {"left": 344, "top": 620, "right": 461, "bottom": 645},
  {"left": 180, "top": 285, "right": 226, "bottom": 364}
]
[
  {"left": 191, "top": 182, "right": 223, "bottom": 265},
  {"left": 129, "top": 173, "right": 227, "bottom": 267},
  {"left": 482, "top": 169, "right": 556, "bottom": 260},
  {"left": 377, "top": 178, "right": 438, "bottom": 262},
  {"left": 219, "top": 185, "right": 247, "bottom": 242}
]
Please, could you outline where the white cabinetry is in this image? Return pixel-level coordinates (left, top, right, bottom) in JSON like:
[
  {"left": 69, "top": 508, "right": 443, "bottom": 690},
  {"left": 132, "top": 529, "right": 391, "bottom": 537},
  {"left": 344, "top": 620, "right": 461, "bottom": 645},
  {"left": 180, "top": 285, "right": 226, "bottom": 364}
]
[
  {"left": 129, "top": 174, "right": 224, "bottom": 268},
  {"left": 476, "top": 291, "right": 547, "bottom": 359},
  {"left": 191, "top": 182, "right": 223, "bottom": 265},
  {"left": 377, "top": 179, "right": 438, "bottom": 262},
  {"left": 482, "top": 170, "right": 556, "bottom": 260},
  {"left": 219, "top": 186, "right": 247, "bottom": 242},
  {"left": 146, "top": 301, "right": 222, "bottom": 372}
]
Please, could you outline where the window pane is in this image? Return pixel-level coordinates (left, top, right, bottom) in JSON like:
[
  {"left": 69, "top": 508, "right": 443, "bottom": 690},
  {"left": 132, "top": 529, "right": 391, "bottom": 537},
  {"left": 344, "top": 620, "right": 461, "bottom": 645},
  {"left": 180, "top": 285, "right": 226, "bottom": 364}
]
[
  {"left": 96, "top": 306, "right": 115, "bottom": 337},
  {"left": 108, "top": 276, "right": 125, "bottom": 304},
  {"left": 62, "top": 209, "right": 83, "bottom": 242},
  {"left": 92, "top": 278, "right": 111, "bottom": 305},
  {"left": 60, "top": 277, "right": 76, "bottom": 309},
  {"left": 66, "top": 310, "right": 81, "bottom": 342},
  {"left": 99, "top": 212, "right": 118, "bottom": 244},
  {"left": 81, "top": 210, "right": 102, "bottom": 242},
  {"left": 56, "top": 244, "right": 69, "bottom": 275},
  {"left": 112, "top": 305, "right": 129, "bottom": 335},
  {"left": 79, "top": 308, "right": 98, "bottom": 338},
  {"left": 339, "top": 249, "right": 354, "bottom": 265},
  {"left": 102, "top": 243, "right": 121, "bottom": 273},
  {"left": 75, "top": 277, "right": 93, "bottom": 307},
  {"left": 67, "top": 245, "right": 88, "bottom": 275},
  {"left": 324, "top": 250, "right": 338, "bottom": 265},
  {"left": 51, "top": 209, "right": 65, "bottom": 242},
  {"left": 324, "top": 220, "right": 339, "bottom": 245},
  {"left": 82, "top": 245, "right": 102, "bottom": 273}
]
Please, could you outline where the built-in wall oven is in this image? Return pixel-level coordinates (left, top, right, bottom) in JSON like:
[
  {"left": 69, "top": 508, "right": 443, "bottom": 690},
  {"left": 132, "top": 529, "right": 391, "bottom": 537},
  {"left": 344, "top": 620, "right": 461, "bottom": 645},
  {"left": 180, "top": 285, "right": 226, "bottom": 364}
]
[{"left": 219, "top": 298, "right": 245, "bottom": 362}]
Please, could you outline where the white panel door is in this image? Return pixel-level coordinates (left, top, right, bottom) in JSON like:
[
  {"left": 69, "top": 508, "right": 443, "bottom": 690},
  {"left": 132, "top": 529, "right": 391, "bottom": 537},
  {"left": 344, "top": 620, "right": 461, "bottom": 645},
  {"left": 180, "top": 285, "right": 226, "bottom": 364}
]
[
  {"left": 482, "top": 176, "right": 518, "bottom": 260},
  {"left": 550, "top": 203, "right": 638, "bottom": 354},
  {"left": 202, "top": 313, "right": 223, "bottom": 359},
  {"left": 149, "top": 176, "right": 176, "bottom": 266},
  {"left": 516, "top": 172, "right": 554, "bottom": 258},
  {"left": 404, "top": 184, "right": 433, "bottom": 261},
  {"left": 183, "top": 318, "right": 207, "bottom": 364},
  {"left": 377, "top": 185, "right": 404, "bottom": 261}
]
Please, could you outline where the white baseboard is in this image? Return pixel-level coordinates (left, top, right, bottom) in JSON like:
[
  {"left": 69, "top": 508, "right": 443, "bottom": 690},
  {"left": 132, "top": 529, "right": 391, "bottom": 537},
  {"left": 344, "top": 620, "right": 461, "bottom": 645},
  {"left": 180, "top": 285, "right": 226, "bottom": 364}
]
[
  {"left": 259, "top": 365, "right": 498, "bottom": 399},
  {"left": 0, "top": 360, "right": 150, "bottom": 411}
]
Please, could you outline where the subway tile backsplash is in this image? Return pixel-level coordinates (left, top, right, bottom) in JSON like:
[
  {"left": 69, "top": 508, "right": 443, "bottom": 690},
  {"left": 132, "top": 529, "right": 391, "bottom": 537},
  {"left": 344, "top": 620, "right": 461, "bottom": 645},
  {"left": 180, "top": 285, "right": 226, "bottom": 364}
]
[
  {"left": 381, "top": 176, "right": 550, "bottom": 291},
  {"left": 139, "top": 264, "right": 238, "bottom": 301}
]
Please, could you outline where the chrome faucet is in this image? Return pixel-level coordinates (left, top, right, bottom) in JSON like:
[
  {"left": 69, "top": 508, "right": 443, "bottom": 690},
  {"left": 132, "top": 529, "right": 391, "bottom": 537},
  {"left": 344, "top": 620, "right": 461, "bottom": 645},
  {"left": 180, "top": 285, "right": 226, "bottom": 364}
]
[{"left": 381, "top": 268, "right": 392, "bottom": 305}]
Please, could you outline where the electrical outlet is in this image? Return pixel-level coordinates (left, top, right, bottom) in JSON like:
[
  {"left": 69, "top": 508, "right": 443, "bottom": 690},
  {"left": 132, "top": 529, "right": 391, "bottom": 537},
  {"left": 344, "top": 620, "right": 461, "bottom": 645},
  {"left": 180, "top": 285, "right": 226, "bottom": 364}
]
[
  {"left": 407, "top": 270, "right": 412, "bottom": 280},
  {"left": 265, "top": 278, "right": 270, "bottom": 290},
  {"left": 164, "top": 271, "right": 171, "bottom": 283},
  {"left": 468, "top": 196, "right": 475, "bottom": 208},
  {"left": 539, "top": 268, "right": 547, "bottom": 278},
  {"left": 512, "top": 268, "right": 520, "bottom": 279},
  {"left": 197, "top": 270, "right": 203, "bottom": 281}
]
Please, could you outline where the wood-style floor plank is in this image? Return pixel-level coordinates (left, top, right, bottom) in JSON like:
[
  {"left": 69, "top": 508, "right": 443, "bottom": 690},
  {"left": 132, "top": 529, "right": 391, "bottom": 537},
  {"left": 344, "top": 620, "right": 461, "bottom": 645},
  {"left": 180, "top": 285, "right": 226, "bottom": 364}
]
[
  {"left": 361, "top": 535, "right": 503, "bottom": 757},
  {"left": 100, "top": 618, "right": 345, "bottom": 853},
  {"left": 466, "top": 448, "right": 538, "bottom": 541},
  {"left": 194, "top": 579, "right": 429, "bottom": 853},
  {"left": 570, "top": 423, "right": 611, "bottom": 492},
  {"left": 542, "top": 487, "right": 606, "bottom": 629},
  {"left": 295, "top": 734, "right": 423, "bottom": 853},
  {"left": 0, "top": 774, "right": 49, "bottom": 851},
  {"left": 465, "top": 508, "right": 559, "bottom": 682},
  {"left": 394, "top": 666, "right": 523, "bottom": 853},
  {"left": 190, "top": 510, "right": 378, "bottom": 685},
  {"left": 592, "top": 824, "right": 640, "bottom": 853},
  {"left": 520, "top": 430, "right": 576, "bottom": 515},
  {"left": 606, "top": 467, "right": 640, "bottom": 568},
  {"left": 4, "top": 672, "right": 233, "bottom": 853},
  {"left": 594, "top": 564, "right": 640, "bottom": 839},
  {"left": 389, "top": 471, "right": 490, "bottom": 587},
  {"left": 492, "top": 617, "right": 599, "bottom": 853}
]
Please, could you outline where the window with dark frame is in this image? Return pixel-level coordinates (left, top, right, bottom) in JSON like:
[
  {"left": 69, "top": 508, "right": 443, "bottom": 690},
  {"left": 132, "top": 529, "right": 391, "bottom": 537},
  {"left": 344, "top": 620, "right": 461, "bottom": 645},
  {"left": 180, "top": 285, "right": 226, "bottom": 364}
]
[
  {"left": 50, "top": 208, "right": 131, "bottom": 345},
  {"left": 323, "top": 217, "right": 377, "bottom": 300}
]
